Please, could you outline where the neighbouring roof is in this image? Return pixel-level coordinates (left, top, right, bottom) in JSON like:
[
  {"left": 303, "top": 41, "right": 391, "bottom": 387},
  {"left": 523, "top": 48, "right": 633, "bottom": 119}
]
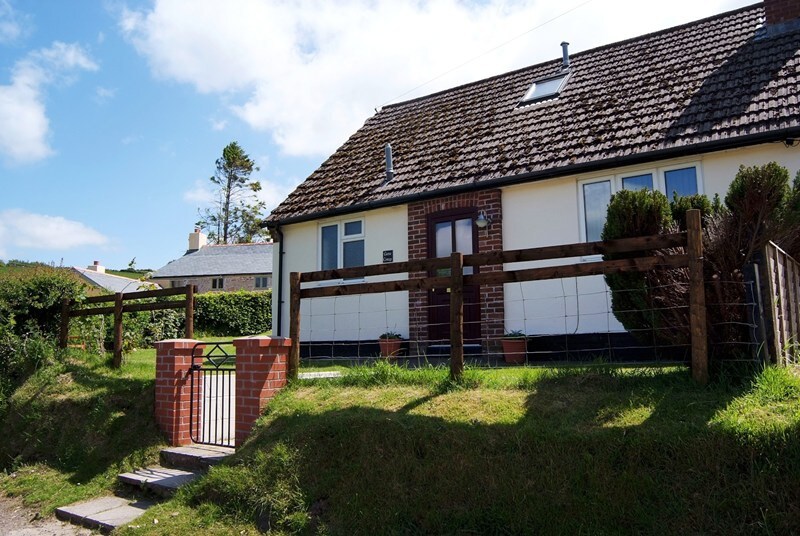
[
  {"left": 267, "top": 3, "right": 800, "bottom": 224},
  {"left": 151, "top": 243, "right": 273, "bottom": 279},
  {"left": 71, "top": 267, "right": 155, "bottom": 294}
]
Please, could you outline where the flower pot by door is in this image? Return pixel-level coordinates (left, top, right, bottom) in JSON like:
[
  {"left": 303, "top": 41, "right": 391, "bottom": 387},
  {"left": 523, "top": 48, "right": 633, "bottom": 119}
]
[
  {"left": 502, "top": 339, "right": 526, "bottom": 364},
  {"left": 379, "top": 339, "right": 403, "bottom": 358}
]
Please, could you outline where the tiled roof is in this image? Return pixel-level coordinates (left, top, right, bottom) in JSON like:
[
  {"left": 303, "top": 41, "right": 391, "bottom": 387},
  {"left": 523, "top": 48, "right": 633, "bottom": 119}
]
[
  {"left": 72, "top": 268, "right": 155, "bottom": 294},
  {"left": 268, "top": 3, "right": 800, "bottom": 224},
  {"left": 151, "top": 243, "right": 273, "bottom": 278}
]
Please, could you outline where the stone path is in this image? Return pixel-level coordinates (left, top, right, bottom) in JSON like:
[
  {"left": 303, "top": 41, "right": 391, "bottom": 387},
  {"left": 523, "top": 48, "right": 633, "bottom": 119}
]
[
  {"left": 55, "top": 444, "right": 233, "bottom": 533},
  {"left": 0, "top": 496, "right": 92, "bottom": 536}
]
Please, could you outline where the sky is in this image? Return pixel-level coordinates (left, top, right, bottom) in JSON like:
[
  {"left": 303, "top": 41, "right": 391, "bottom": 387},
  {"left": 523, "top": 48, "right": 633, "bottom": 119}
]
[{"left": 0, "top": 0, "right": 756, "bottom": 271}]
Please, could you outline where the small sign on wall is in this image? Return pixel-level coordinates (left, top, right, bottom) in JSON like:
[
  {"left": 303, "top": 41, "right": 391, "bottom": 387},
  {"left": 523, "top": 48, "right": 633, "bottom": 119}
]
[{"left": 383, "top": 250, "right": 393, "bottom": 263}]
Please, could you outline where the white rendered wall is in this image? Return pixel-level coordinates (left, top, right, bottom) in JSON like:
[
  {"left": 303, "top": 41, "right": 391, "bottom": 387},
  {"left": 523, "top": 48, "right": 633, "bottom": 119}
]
[
  {"left": 275, "top": 205, "right": 409, "bottom": 341},
  {"left": 502, "top": 142, "right": 800, "bottom": 335}
]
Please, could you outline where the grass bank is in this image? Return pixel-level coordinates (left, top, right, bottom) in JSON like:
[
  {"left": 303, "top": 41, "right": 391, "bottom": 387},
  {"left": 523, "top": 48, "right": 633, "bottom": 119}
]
[
  {"left": 0, "top": 349, "right": 165, "bottom": 513},
  {"left": 131, "top": 363, "right": 800, "bottom": 535},
  {"left": 4, "top": 353, "right": 800, "bottom": 535}
]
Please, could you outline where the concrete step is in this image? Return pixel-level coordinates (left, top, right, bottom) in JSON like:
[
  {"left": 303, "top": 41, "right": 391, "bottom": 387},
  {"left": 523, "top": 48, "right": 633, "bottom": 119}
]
[
  {"left": 160, "top": 444, "right": 234, "bottom": 470},
  {"left": 118, "top": 465, "right": 202, "bottom": 498},
  {"left": 55, "top": 495, "right": 156, "bottom": 533}
]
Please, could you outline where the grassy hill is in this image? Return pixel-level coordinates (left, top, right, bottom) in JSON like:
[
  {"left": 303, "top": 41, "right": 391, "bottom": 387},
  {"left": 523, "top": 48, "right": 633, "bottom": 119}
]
[{"left": 3, "top": 357, "right": 800, "bottom": 535}]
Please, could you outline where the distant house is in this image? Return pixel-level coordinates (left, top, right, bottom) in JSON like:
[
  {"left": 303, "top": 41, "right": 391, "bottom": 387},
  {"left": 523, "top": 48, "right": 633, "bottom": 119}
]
[
  {"left": 71, "top": 261, "right": 154, "bottom": 295},
  {"left": 151, "top": 229, "right": 273, "bottom": 293},
  {"left": 265, "top": 0, "right": 800, "bottom": 348}
]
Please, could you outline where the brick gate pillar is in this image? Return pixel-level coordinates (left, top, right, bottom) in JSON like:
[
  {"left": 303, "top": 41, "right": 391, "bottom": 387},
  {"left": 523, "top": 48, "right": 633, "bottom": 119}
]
[
  {"left": 233, "top": 337, "right": 290, "bottom": 447},
  {"left": 154, "top": 339, "right": 204, "bottom": 446}
]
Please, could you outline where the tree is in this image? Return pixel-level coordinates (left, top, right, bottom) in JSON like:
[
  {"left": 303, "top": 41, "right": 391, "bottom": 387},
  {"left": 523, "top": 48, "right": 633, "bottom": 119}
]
[{"left": 196, "top": 142, "right": 270, "bottom": 244}]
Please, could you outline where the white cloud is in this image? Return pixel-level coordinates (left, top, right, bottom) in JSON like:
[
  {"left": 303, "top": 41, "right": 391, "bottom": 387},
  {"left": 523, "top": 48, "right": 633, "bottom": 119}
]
[
  {"left": 256, "top": 177, "right": 300, "bottom": 213},
  {"left": 0, "top": 210, "right": 108, "bottom": 257},
  {"left": 0, "top": 0, "right": 23, "bottom": 44},
  {"left": 0, "top": 42, "right": 97, "bottom": 164},
  {"left": 95, "top": 85, "right": 116, "bottom": 103},
  {"left": 210, "top": 118, "right": 227, "bottom": 131},
  {"left": 120, "top": 0, "right": 753, "bottom": 158},
  {"left": 183, "top": 178, "right": 216, "bottom": 204}
]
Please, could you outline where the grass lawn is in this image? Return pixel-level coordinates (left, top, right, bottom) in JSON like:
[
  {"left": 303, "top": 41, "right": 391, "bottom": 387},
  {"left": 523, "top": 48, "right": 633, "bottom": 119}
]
[{"left": 4, "top": 350, "right": 800, "bottom": 535}]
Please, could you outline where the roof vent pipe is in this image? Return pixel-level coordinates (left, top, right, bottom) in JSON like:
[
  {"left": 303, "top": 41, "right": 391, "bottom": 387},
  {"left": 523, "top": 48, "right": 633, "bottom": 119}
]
[
  {"left": 561, "top": 41, "right": 570, "bottom": 70},
  {"left": 384, "top": 143, "right": 394, "bottom": 183}
]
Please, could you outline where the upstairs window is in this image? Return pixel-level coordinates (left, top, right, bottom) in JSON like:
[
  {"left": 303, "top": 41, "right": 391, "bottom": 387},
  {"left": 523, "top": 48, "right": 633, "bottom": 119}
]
[
  {"left": 520, "top": 72, "right": 570, "bottom": 105},
  {"left": 320, "top": 218, "right": 365, "bottom": 270}
]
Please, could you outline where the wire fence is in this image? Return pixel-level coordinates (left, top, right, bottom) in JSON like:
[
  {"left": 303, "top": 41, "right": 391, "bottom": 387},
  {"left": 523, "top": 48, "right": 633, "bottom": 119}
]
[
  {"left": 288, "top": 211, "right": 716, "bottom": 382},
  {"left": 295, "top": 276, "right": 762, "bottom": 369}
]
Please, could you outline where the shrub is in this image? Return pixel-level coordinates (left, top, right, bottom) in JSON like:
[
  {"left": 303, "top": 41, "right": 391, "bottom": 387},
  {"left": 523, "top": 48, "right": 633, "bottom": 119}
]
[
  {"left": 0, "top": 266, "right": 85, "bottom": 337},
  {"left": 602, "top": 162, "right": 800, "bottom": 362},
  {"left": 195, "top": 290, "right": 272, "bottom": 336}
]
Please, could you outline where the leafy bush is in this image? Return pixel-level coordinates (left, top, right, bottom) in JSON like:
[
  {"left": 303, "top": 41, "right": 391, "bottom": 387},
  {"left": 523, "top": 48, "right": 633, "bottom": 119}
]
[
  {"left": 602, "top": 162, "right": 800, "bottom": 361},
  {"left": 195, "top": 290, "right": 271, "bottom": 336},
  {"left": 0, "top": 266, "right": 85, "bottom": 337}
]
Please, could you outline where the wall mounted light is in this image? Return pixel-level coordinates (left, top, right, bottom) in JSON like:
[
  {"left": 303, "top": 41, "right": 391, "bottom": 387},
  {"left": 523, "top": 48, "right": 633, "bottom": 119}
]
[{"left": 475, "top": 210, "right": 492, "bottom": 229}]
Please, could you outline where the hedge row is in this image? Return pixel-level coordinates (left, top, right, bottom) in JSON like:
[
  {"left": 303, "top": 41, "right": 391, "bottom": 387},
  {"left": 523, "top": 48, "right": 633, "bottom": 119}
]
[{"left": 195, "top": 290, "right": 272, "bottom": 337}]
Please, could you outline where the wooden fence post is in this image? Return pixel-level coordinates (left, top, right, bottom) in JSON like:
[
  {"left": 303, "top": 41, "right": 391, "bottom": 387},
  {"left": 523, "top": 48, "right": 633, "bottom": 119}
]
[
  {"left": 687, "top": 209, "right": 708, "bottom": 384},
  {"left": 288, "top": 272, "right": 301, "bottom": 381},
  {"left": 185, "top": 284, "right": 195, "bottom": 339},
  {"left": 113, "top": 292, "right": 124, "bottom": 368},
  {"left": 450, "top": 252, "right": 464, "bottom": 381},
  {"left": 58, "top": 298, "right": 70, "bottom": 349}
]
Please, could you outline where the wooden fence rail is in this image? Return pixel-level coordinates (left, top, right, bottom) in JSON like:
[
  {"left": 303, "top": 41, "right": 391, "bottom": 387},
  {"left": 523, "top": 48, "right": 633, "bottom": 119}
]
[
  {"left": 762, "top": 242, "right": 800, "bottom": 364},
  {"left": 59, "top": 285, "right": 196, "bottom": 368},
  {"left": 289, "top": 210, "right": 708, "bottom": 384}
]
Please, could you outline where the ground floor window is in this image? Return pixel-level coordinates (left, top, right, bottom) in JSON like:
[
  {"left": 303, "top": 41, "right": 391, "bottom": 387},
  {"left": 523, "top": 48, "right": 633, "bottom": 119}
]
[
  {"left": 578, "top": 163, "right": 701, "bottom": 242},
  {"left": 212, "top": 277, "right": 224, "bottom": 289},
  {"left": 255, "top": 275, "right": 271, "bottom": 288},
  {"left": 320, "top": 218, "right": 365, "bottom": 270}
]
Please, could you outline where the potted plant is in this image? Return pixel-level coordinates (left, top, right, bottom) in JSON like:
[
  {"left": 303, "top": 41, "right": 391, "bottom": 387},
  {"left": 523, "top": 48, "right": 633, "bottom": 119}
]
[
  {"left": 502, "top": 330, "right": 527, "bottom": 364},
  {"left": 378, "top": 331, "right": 403, "bottom": 358}
]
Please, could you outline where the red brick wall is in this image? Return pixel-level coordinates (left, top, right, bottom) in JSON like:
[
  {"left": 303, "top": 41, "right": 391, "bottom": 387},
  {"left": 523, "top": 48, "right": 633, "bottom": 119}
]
[
  {"left": 232, "top": 337, "right": 290, "bottom": 447},
  {"left": 407, "top": 190, "right": 504, "bottom": 351},
  {"left": 765, "top": 0, "right": 800, "bottom": 24},
  {"left": 154, "top": 339, "right": 203, "bottom": 446}
]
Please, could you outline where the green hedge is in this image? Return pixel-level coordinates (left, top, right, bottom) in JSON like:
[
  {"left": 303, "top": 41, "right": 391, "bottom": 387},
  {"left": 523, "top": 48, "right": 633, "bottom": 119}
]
[{"left": 195, "top": 290, "right": 272, "bottom": 336}]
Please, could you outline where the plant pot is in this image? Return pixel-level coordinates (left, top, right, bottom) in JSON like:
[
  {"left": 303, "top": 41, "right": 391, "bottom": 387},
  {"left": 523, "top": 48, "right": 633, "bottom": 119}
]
[
  {"left": 379, "top": 338, "right": 403, "bottom": 358},
  {"left": 502, "top": 338, "right": 526, "bottom": 364}
]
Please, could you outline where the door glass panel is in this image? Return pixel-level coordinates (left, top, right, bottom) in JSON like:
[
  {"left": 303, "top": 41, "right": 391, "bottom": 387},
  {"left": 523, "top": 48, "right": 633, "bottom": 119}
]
[
  {"left": 435, "top": 221, "right": 452, "bottom": 276},
  {"left": 455, "top": 218, "right": 474, "bottom": 275},
  {"left": 435, "top": 222, "right": 452, "bottom": 258}
]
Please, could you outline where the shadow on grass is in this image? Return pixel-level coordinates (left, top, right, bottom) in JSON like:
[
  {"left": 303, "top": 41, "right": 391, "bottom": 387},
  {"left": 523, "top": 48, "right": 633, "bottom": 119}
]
[
  {"left": 212, "top": 368, "right": 800, "bottom": 535},
  {"left": 0, "top": 355, "right": 165, "bottom": 485}
]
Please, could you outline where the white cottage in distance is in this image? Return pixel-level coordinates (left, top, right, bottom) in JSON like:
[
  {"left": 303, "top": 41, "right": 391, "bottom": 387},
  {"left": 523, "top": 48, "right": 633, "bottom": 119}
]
[
  {"left": 265, "top": 1, "right": 800, "bottom": 357},
  {"left": 151, "top": 229, "right": 274, "bottom": 294}
]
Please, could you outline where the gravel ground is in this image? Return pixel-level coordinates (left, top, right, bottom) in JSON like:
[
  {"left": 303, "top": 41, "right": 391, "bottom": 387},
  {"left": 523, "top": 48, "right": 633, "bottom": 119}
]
[{"left": 0, "top": 496, "right": 93, "bottom": 536}]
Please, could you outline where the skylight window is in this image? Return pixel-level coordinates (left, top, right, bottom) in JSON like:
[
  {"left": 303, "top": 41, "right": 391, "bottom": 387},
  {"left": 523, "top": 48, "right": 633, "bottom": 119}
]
[{"left": 520, "top": 72, "right": 570, "bottom": 105}]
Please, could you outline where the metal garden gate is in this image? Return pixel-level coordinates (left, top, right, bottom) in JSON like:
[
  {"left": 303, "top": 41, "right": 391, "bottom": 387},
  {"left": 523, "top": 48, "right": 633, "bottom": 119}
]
[{"left": 189, "top": 342, "right": 235, "bottom": 447}]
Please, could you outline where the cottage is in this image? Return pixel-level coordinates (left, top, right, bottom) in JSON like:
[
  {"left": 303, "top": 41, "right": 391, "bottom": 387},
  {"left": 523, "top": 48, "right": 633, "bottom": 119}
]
[
  {"left": 266, "top": 1, "right": 800, "bottom": 354},
  {"left": 71, "top": 261, "right": 154, "bottom": 295},
  {"left": 151, "top": 229, "right": 273, "bottom": 293}
]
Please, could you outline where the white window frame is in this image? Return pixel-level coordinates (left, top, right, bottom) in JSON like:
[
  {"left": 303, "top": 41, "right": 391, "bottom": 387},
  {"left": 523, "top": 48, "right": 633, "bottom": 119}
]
[
  {"left": 255, "top": 275, "right": 270, "bottom": 289},
  {"left": 578, "top": 162, "right": 703, "bottom": 243},
  {"left": 318, "top": 217, "right": 365, "bottom": 271},
  {"left": 211, "top": 277, "right": 224, "bottom": 289}
]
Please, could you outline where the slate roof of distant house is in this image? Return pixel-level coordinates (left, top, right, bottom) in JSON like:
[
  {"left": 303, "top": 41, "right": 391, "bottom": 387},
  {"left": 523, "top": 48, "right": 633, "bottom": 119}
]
[
  {"left": 72, "top": 267, "right": 153, "bottom": 294},
  {"left": 267, "top": 3, "right": 800, "bottom": 224},
  {"left": 151, "top": 243, "right": 273, "bottom": 278}
]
